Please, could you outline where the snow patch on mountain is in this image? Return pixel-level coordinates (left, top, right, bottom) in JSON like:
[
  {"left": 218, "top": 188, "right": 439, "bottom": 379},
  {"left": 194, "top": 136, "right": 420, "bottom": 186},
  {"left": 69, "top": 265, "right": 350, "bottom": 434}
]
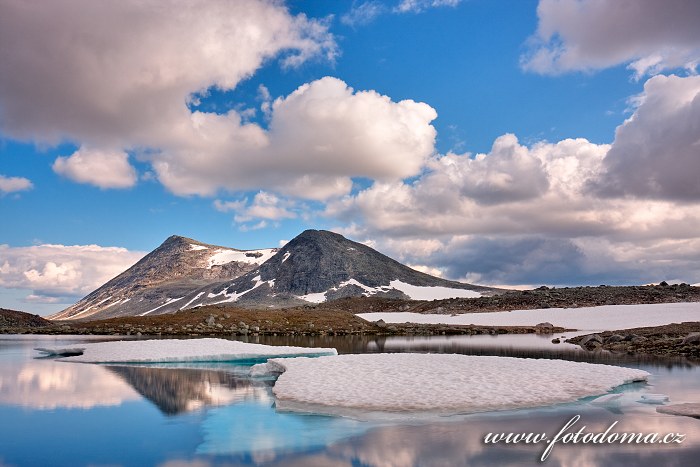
[
  {"left": 209, "top": 275, "right": 276, "bottom": 305},
  {"left": 139, "top": 297, "right": 184, "bottom": 316},
  {"left": 189, "top": 244, "right": 209, "bottom": 251},
  {"left": 295, "top": 278, "right": 482, "bottom": 303},
  {"left": 207, "top": 249, "right": 276, "bottom": 268}
]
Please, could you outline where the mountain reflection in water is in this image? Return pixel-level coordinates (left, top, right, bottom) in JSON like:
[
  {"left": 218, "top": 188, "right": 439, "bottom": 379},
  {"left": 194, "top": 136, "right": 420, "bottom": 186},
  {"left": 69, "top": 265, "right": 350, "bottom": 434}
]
[{"left": 106, "top": 365, "right": 273, "bottom": 415}]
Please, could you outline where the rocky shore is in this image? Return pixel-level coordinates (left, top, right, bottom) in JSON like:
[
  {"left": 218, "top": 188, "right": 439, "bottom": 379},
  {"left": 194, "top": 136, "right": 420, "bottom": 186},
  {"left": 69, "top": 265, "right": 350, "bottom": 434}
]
[{"left": 567, "top": 322, "right": 700, "bottom": 359}]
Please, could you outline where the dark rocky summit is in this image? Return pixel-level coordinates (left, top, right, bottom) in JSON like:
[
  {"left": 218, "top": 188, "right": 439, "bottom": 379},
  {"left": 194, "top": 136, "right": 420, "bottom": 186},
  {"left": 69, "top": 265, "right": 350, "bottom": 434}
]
[{"left": 191, "top": 229, "right": 495, "bottom": 309}]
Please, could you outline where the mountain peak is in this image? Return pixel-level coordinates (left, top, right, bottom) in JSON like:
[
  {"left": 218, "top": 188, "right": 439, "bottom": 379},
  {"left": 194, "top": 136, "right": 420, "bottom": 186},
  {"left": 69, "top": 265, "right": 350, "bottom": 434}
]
[{"left": 161, "top": 235, "right": 199, "bottom": 247}]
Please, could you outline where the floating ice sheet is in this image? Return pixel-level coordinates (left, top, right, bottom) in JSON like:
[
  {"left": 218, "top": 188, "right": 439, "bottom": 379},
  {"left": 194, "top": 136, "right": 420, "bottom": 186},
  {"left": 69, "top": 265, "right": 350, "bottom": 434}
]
[
  {"left": 358, "top": 302, "right": 700, "bottom": 331},
  {"left": 256, "top": 354, "right": 648, "bottom": 416},
  {"left": 35, "top": 338, "right": 337, "bottom": 363}
]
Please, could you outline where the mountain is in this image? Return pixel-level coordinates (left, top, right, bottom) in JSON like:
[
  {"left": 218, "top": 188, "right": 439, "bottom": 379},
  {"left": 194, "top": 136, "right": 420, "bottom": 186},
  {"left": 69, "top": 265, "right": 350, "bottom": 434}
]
[
  {"left": 188, "top": 229, "right": 495, "bottom": 309},
  {"left": 1, "top": 308, "right": 52, "bottom": 327},
  {"left": 52, "top": 230, "right": 496, "bottom": 320},
  {"left": 49, "top": 235, "right": 277, "bottom": 320}
]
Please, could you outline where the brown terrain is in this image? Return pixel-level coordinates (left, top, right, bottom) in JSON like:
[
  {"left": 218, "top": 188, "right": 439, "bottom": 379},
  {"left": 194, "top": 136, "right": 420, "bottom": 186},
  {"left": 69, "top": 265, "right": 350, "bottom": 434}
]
[
  {"left": 568, "top": 322, "right": 700, "bottom": 359},
  {"left": 2, "top": 283, "right": 699, "bottom": 359}
]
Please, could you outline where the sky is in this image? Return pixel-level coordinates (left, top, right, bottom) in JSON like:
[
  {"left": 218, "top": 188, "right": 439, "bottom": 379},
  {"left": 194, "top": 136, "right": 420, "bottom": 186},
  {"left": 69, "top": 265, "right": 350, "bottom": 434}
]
[{"left": 1, "top": 0, "right": 700, "bottom": 315}]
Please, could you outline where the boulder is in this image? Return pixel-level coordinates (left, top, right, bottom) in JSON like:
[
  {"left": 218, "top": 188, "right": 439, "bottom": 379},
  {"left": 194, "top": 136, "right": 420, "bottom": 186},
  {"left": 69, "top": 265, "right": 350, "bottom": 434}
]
[
  {"left": 605, "top": 334, "right": 625, "bottom": 344},
  {"left": 682, "top": 333, "right": 700, "bottom": 345},
  {"left": 579, "top": 334, "right": 603, "bottom": 350}
]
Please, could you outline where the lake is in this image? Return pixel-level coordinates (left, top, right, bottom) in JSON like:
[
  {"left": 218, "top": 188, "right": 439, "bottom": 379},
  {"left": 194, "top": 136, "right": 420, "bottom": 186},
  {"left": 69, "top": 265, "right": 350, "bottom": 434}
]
[{"left": 1, "top": 333, "right": 699, "bottom": 466}]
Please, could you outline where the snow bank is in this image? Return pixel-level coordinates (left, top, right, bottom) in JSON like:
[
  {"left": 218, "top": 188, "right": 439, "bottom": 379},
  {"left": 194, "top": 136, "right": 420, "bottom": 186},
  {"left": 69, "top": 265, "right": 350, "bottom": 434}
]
[
  {"left": 296, "top": 278, "right": 481, "bottom": 304},
  {"left": 358, "top": 302, "right": 700, "bottom": 331},
  {"left": 207, "top": 249, "right": 276, "bottom": 268},
  {"left": 35, "top": 338, "right": 337, "bottom": 363},
  {"left": 258, "top": 354, "right": 648, "bottom": 415},
  {"left": 388, "top": 280, "right": 481, "bottom": 300}
]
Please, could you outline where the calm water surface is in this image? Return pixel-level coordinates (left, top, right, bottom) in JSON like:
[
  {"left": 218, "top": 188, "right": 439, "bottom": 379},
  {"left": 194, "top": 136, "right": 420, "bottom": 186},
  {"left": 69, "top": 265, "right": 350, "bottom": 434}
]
[{"left": 1, "top": 334, "right": 699, "bottom": 466}]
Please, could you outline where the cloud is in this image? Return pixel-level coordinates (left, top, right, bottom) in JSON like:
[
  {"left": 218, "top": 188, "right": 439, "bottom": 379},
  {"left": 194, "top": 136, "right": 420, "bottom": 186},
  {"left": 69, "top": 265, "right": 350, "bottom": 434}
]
[
  {"left": 53, "top": 147, "right": 137, "bottom": 189},
  {"left": 341, "top": 0, "right": 462, "bottom": 27},
  {"left": 148, "top": 77, "right": 438, "bottom": 200},
  {"left": 0, "top": 174, "right": 33, "bottom": 194},
  {"left": 327, "top": 95, "right": 700, "bottom": 286},
  {"left": 592, "top": 74, "right": 700, "bottom": 200},
  {"left": 436, "top": 134, "right": 550, "bottom": 205},
  {"left": 341, "top": 2, "right": 385, "bottom": 27},
  {"left": 0, "top": 3, "right": 439, "bottom": 201},
  {"left": 394, "top": 0, "right": 462, "bottom": 14},
  {"left": 0, "top": 243, "right": 145, "bottom": 303},
  {"left": 522, "top": 0, "right": 700, "bottom": 78},
  {"left": 0, "top": 0, "right": 336, "bottom": 146}
]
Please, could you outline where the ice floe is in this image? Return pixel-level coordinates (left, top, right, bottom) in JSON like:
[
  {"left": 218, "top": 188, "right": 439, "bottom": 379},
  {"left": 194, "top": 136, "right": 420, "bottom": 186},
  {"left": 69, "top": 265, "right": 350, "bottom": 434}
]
[
  {"left": 254, "top": 354, "right": 648, "bottom": 415},
  {"left": 358, "top": 302, "right": 700, "bottom": 331},
  {"left": 35, "top": 338, "right": 337, "bottom": 363},
  {"left": 638, "top": 393, "right": 670, "bottom": 404}
]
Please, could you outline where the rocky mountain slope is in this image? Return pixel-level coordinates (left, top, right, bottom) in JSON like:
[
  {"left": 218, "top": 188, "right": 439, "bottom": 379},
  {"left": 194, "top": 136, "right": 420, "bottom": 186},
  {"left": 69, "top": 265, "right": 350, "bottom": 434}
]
[
  {"left": 49, "top": 235, "right": 276, "bottom": 320},
  {"left": 188, "top": 230, "right": 496, "bottom": 310},
  {"left": 52, "top": 230, "right": 496, "bottom": 320},
  {"left": 0, "top": 308, "right": 52, "bottom": 327}
]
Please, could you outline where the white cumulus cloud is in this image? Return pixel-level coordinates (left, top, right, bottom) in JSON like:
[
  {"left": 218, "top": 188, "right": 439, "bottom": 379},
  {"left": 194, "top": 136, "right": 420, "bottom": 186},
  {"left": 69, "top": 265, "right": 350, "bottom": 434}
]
[
  {"left": 0, "top": 244, "right": 145, "bottom": 303},
  {"left": 0, "top": 174, "right": 33, "bottom": 194},
  {"left": 148, "top": 77, "right": 438, "bottom": 200},
  {"left": 0, "top": 0, "right": 336, "bottom": 147},
  {"left": 53, "top": 148, "right": 137, "bottom": 189},
  {"left": 522, "top": 0, "right": 700, "bottom": 78},
  {"left": 592, "top": 74, "right": 700, "bottom": 200},
  {"left": 327, "top": 83, "right": 700, "bottom": 286}
]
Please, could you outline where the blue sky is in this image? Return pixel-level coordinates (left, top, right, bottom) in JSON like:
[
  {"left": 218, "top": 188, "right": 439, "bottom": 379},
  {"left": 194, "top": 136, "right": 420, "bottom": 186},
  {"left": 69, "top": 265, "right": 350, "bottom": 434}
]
[{"left": 1, "top": 0, "right": 700, "bottom": 314}]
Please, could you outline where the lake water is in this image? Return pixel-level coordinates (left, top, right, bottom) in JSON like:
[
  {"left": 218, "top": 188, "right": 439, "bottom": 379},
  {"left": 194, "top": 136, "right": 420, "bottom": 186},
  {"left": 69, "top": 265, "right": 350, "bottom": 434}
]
[{"left": 1, "top": 333, "right": 699, "bottom": 466}]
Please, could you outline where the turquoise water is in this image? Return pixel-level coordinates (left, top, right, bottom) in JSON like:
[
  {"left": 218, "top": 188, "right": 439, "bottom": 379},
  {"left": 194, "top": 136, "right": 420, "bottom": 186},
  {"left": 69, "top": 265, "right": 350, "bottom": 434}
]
[{"left": 1, "top": 334, "right": 699, "bottom": 466}]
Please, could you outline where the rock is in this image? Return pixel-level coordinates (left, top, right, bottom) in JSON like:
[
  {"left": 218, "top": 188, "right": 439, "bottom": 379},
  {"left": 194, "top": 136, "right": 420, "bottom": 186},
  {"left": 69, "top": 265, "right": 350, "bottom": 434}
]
[
  {"left": 551, "top": 338, "right": 560, "bottom": 344},
  {"left": 375, "top": 319, "right": 387, "bottom": 329},
  {"left": 535, "top": 322, "right": 554, "bottom": 334},
  {"left": 631, "top": 336, "right": 648, "bottom": 344},
  {"left": 251, "top": 326, "right": 260, "bottom": 332},
  {"left": 604, "top": 334, "right": 625, "bottom": 344},
  {"left": 659, "top": 281, "right": 669, "bottom": 287},
  {"left": 238, "top": 321, "right": 248, "bottom": 328},
  {"left": 579, "top": 334, "right": 603, "bottom": 350},
  {"left": 224, "top": 313, "right": 231, "bottom": 319},
  {"left": 206, "top": 315, "right": 216, "bottom": 326},
  {"left": 682, "top": 333, "right": 700, "bottom": 345}
]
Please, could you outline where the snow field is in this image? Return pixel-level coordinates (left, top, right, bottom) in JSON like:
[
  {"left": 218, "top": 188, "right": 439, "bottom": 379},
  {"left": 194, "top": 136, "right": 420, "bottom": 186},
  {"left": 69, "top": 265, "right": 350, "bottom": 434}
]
[
  {"left": 254, "top": 353, "right": 648, "bottom": 414},
  {"left": 358, "top": 302, "right": 700, "bottom": 331},
  {"left": 35, "top": 338, "right": 337, "bottom": 363}
]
